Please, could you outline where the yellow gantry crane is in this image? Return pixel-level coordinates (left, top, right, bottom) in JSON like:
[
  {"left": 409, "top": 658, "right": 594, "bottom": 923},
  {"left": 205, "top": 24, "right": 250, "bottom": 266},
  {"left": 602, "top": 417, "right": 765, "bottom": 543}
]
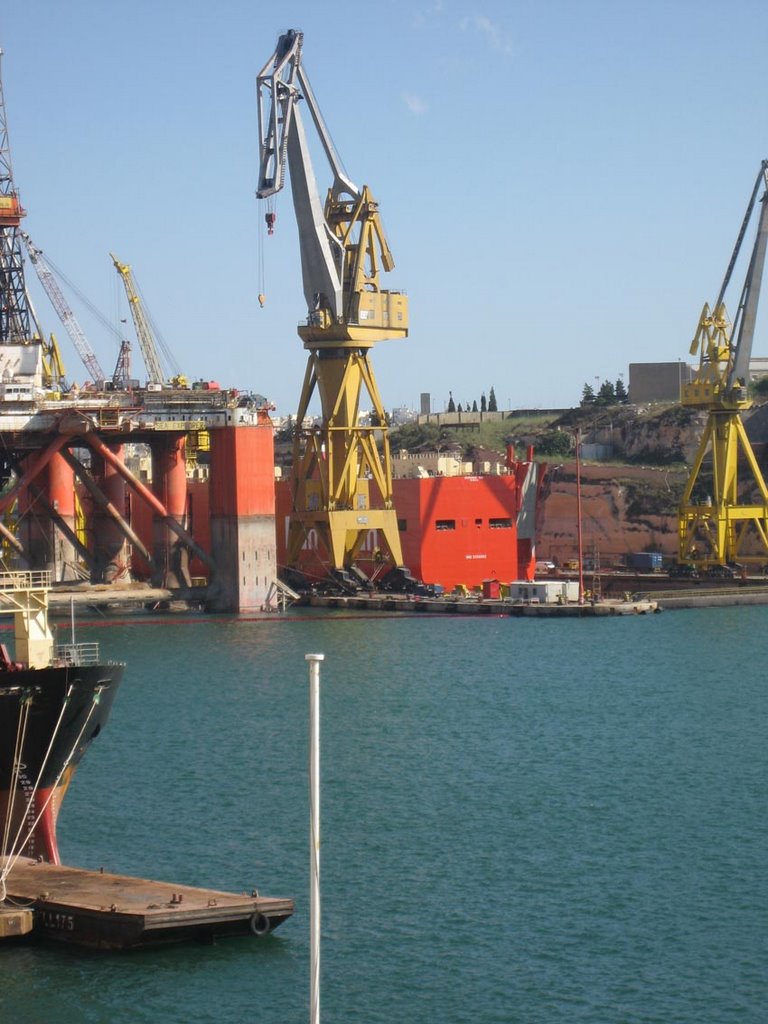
[
  {"left": 256, "top": 29, "right": 410, "bottom": 587},
  {"left": 679, "top": 160, "right": 768, "bottom": 568}
]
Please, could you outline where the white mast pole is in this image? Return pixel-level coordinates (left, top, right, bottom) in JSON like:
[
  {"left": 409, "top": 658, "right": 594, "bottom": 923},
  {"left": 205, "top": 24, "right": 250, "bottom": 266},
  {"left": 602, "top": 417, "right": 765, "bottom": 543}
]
[{"left": 306, "top": 653, "right": 324, "bottom": 1024}]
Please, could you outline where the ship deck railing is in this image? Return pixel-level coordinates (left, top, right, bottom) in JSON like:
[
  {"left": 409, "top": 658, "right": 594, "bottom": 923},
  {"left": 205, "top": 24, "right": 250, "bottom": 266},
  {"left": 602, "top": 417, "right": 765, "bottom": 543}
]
[
  {"left": 0, "top": 570, "right": 53, "bottom": 591},
  {"left": 54, "top": 642, "right": 101, "bottom": 667}
]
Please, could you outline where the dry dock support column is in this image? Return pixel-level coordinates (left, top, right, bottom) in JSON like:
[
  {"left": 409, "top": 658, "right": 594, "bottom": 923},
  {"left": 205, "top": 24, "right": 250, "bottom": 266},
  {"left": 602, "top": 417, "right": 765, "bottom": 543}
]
[
  {"left": 90, "top": 444, "right": 131, "bottom": 582},
  {"left": 151, "top": 434, "right": 191, "bottom": 588},
  {"left": 48, "top": 451, "right": 78, "bottom": 581},
  {"left": 17, "top": 453, "right": 42, "bottom": 572},
  {"left": 21, "top": 452, "right": 87, "bottom": 581},
  {"left": 207, "top": 420, "right": 276, "bottom": 612}
]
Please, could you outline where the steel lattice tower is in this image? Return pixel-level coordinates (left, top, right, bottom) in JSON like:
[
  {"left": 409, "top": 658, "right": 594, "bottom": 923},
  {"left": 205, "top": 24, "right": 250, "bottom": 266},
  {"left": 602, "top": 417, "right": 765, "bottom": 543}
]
[{"left": 0, "top": 49, "right": 30, "bottom": 343}]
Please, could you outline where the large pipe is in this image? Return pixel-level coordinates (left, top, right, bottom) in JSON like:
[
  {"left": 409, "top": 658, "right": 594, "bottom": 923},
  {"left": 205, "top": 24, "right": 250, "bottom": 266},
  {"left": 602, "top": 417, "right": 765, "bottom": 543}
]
[
  {"left": 0, "top": 435, "right": 69, "bottom": 516},
  {"left": 0, "top": 516, "right": 23, "bottom": 555}
]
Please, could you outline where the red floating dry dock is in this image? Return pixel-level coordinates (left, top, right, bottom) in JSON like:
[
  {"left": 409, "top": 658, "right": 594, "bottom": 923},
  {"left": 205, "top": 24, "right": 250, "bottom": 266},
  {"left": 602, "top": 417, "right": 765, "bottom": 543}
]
[{"left": 1, "top": 857, "right": 294, "bottom": 949}]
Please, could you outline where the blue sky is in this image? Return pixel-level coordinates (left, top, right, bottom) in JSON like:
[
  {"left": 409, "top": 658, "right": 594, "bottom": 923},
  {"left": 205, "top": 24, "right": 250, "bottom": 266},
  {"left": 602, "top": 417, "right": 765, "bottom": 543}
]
[{"left": 2, "top": 1, "right": 768, "bottom": 415}]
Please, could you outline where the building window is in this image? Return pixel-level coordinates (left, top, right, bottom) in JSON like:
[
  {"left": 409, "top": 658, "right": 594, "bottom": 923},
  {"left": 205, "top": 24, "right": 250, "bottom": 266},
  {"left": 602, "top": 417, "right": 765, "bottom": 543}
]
[
  {"left": 435, "top": 519, "right": 456, "bottom": 531},
  {"left": 475, "top": 518, "right": 482, "bottom": 527},
  {"left": 398, "top": 519, "right": 407, "bottom": 532},
  {"left": 489, "top": 518, "right": 512, "bottom": 529}
]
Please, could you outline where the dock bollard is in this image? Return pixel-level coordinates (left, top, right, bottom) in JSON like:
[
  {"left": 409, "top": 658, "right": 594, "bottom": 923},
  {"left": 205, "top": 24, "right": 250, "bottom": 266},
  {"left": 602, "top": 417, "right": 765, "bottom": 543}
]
[{"left": 306, "top": 653, "right": 324, "bottom": 1024}]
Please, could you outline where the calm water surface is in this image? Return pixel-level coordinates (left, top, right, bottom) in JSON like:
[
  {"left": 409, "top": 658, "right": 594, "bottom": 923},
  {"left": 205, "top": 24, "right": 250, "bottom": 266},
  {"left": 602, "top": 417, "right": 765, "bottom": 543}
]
[{"left": 1, "top": 607, "right": 765, "bottom": 1023}]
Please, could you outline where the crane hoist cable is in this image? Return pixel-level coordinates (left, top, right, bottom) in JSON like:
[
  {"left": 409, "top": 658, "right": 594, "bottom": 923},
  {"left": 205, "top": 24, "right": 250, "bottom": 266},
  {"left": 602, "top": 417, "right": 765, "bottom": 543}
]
[
  {"left": 31, "top": 248, "right": 121, "bottom": 343},
  {"left": 131, "top": 273, "right": 181, "bottom": 377},
  {"left": 257, "top": 200, "right": 267, "bottom": 307},
  {"left": 21, "top": 233, "right": 106, "bottom": 383}
]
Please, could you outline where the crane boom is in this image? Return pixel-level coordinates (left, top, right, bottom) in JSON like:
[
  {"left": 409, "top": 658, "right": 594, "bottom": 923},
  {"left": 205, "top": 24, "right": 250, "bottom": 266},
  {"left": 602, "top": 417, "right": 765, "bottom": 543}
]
[
  {"left": 22, "top": 233, "right": 106, "bottom": 383},
  {"left": 727, "top": 163, "right": 768, "bottom": 388},
  {"left": 110, "top": 254, "right": 165, "bottom": 385},
  {"left": 256, "top": 29, "right": 407, "bottom": 345}
]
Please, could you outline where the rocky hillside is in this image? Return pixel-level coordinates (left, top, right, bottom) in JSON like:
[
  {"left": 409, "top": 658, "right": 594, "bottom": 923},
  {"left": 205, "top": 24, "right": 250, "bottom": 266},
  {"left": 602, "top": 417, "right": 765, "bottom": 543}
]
[
  {"left": 547, "top": 403, "right": 708, "bottom": 464},
  {"left": 537, "top": 401, "right": 768, "bottom": 564},
  {"left": 536, "top": 461, "right": 688, "bottom": 565}
]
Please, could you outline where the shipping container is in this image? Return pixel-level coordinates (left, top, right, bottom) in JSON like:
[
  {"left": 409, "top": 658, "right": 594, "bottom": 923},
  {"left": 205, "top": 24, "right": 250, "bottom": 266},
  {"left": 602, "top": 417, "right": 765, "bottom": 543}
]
[{"left": 627, "top": 551, "right": 663, "bottom": 571}]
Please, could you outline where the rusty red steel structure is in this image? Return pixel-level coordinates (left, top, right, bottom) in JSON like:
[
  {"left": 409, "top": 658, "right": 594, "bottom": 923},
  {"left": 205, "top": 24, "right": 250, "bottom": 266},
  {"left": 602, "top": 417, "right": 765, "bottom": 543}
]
[{"left": 0, "top": 398, "right": 277, "bottom": 612}]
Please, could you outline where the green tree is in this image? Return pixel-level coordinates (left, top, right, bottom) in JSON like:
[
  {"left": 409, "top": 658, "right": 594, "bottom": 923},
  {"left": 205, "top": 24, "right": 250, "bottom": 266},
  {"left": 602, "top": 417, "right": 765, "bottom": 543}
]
[
  {"left": 597, "top": 379, "right": 616, "bottom": 404},
  {"left": 581, "top": 383, "right": 596, "bottom": 406},
  {"left": 481, "top": 392, "right": 487, "bottom": 412},
  {"left": 534, "top": 430, "right": 573, "bottom": 456},
  {"left": 472, "top": 399, "right": 478, "bottom": 413},
  {"left": 389, "top": 422, "right": 441, "bottom": 450},
  {"left": 488, "top": 387, "right": 498, "bottom": 412},
  {"left": 447, "top": 391, "right": 456, "bottom": 413},
  {"left": 615, "top": 376, "right": 628, "bottom": 403},
  {"left": 751, "top": 375, "right": 768, "bottom": 398},
  {"left": 368, "top": 408, "right": 391, "bottom": 427},
  {"left": 457, "top": 402, "right": 463, "bottom": 412}
]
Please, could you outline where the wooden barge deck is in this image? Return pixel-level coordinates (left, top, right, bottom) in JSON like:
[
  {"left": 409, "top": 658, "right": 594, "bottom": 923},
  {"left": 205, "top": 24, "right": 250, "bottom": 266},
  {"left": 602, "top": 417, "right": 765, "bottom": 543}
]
[{"left": 0, "top": 857, "right": 294, "bottom": 949}]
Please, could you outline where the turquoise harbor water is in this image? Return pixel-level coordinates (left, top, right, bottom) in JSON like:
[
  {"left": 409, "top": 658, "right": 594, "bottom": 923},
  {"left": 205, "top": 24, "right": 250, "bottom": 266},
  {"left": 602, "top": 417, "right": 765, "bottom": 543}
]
[{"left": 1, "top": 607, "right": 765, "bottom": 1023}]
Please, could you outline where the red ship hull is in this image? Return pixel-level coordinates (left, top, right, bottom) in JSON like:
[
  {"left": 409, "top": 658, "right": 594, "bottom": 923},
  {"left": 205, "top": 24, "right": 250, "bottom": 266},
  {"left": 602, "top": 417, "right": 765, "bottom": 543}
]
[{"left": 275, "top": 466, "right": 540, "bottom": 590}]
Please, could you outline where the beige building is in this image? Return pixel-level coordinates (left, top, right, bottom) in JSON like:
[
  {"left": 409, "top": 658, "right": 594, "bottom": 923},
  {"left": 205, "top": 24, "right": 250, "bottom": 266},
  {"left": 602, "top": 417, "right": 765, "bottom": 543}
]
[
  {"left": 392, "top": 449, "right": 509, "bottom": 478},
  {"left": 629, "top": 357, "right": 768, "bottom": 404}
]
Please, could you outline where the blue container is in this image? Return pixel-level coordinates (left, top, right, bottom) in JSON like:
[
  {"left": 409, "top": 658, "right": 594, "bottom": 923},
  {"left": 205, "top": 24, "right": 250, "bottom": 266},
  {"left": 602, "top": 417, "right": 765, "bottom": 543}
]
[{"left": 628, "top": 551, "right": 663, "bottom": 571}]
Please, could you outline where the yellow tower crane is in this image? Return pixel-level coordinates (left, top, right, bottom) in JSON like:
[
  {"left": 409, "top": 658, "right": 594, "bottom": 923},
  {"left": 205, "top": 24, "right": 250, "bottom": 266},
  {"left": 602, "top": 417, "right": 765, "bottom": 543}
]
[
  {"left": 679, "top": 161, "right": 768, "bottom": 568},
  {"left": 256, "top": 29, "right": 411, "bottom": 589}
]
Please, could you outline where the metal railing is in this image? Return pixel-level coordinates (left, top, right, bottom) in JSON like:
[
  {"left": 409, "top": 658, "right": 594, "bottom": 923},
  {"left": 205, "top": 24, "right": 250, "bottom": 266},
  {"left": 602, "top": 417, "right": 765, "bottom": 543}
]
[
  {"left": 0, "top": 570, "right": 52, "bottom": 591},
  {"left": 54, "top": 642, "right": 101, "bottom": 667}
]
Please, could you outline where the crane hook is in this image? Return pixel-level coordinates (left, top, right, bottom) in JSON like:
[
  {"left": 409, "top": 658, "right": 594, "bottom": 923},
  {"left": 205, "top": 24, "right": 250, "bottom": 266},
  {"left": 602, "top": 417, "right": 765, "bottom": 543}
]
[
  {"left": 265, "top": 212, "right": 276, "bottom": 235},
  {"left": 258, "top": 293, "right": 266, "bottom": 308}
]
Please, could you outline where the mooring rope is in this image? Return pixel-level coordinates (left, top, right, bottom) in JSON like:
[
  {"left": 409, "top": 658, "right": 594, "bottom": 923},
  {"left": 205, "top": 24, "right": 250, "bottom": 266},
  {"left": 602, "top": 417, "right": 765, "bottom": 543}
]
[
  {"left": 0, "top": 692, "right": 33, "bottom": 901},
  {"left": 0, "top": 682, "right": 81, "bottom": 888},
  {"left": 1, "top": 686, "right": 104, "bottom": 885},
  {"left": 1, "top": 692, "right": 32, "bottom": 860}
]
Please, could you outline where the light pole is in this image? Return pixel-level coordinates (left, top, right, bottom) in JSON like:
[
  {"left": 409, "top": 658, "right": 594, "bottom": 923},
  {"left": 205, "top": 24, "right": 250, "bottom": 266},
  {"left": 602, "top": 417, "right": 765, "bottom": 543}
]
[{"left": 576, "top": 429, "right": 585, "bottom": 605}]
